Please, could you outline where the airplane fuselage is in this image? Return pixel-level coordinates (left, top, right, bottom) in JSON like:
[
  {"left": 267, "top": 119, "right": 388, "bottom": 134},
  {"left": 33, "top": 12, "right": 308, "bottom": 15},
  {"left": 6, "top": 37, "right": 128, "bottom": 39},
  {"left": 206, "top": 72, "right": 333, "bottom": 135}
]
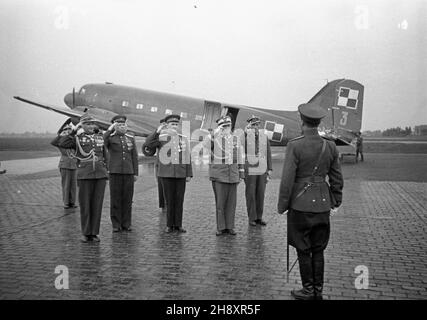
[
  {"left": 15, "top": 78, "right": 364, "bottom": 154},
  {"left": 65, "top": 83, "right": 303, "bottom": 145}
]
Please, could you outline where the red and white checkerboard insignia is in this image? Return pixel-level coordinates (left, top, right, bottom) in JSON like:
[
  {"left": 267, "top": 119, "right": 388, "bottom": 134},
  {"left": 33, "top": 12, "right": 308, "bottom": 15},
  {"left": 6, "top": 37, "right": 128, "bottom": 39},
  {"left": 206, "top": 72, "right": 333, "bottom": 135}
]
[
  {"left": 337, "top": 87, "right": 359, "bottom": 109},
  {"left": 264, "top": 121, "right": 284, "bottom": 142}
]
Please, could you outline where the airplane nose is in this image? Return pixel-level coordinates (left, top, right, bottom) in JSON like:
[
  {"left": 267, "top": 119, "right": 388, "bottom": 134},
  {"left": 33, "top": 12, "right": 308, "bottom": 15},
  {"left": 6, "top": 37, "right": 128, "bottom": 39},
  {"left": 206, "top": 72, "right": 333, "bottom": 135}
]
[{"left": 64, "top": 93, "right": 74, "bottom": 108}]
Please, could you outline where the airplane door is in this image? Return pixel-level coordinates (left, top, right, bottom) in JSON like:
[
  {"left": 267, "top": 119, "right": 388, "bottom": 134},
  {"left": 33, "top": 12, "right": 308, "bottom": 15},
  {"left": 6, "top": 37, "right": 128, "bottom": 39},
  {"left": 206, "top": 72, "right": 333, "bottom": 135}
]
[
  {"left": 201, "top": 101, "right": 222, "bottom": 130},
  {"left": 222, "top": 106, "right": 239, "bottom": 131}
]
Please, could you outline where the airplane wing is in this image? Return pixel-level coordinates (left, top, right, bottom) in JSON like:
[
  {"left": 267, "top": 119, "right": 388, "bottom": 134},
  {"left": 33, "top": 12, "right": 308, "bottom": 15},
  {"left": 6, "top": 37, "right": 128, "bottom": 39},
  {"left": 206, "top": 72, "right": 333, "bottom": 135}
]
[
  {"left": 14, "top": 96, "right": 83, "bottom": 119},
  {"left": 13, "top": 96, "right": 149, "bottom": 137}
]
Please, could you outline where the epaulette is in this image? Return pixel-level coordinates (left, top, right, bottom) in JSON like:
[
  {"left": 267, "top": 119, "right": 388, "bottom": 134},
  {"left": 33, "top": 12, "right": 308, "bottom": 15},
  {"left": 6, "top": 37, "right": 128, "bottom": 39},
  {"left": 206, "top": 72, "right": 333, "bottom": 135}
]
[{"left": 289, "top": 135, "right": 304, "bottom": 142}]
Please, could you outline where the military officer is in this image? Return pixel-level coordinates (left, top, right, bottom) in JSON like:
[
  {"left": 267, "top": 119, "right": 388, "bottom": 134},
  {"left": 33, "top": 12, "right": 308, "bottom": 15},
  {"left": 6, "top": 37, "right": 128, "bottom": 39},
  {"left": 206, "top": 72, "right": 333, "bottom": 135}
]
[
  {"left": 144, "top": 114, "right": 193, "bottom": 233},
  {"left": 56, "top": 114, "right": 109, "bottom": 243},
  {"left": 244, "top": 115, "right": 272, "bottom": 226},
  {"left": 203, "top": 115, "right": 245, "bottom": 236},
  {"left": 51, "top": 121, "right": 78, "bottom": 209},
  {"left": 277, "top": 102, "right": 343, "bottom": 300},
  {"left": 104, "top": 115, "right": 139, "bottom": 232},
  {"left": 143, "top": 118, "right": 167, "bottom": 211}
]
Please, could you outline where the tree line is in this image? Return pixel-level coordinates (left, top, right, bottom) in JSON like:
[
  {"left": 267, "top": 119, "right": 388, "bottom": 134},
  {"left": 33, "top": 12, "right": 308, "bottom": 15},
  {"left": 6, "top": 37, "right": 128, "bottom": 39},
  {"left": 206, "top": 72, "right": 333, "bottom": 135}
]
[{"left": 363, "top": 127, "right": 413, "bottom": 137}]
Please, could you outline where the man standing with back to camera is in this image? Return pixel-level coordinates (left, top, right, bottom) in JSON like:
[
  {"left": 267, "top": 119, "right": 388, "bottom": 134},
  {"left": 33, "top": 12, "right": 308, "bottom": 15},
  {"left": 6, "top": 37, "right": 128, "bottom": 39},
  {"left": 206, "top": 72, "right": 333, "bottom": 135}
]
[{"left": 277, "top": 102, "right": 343, "bottom": 300}]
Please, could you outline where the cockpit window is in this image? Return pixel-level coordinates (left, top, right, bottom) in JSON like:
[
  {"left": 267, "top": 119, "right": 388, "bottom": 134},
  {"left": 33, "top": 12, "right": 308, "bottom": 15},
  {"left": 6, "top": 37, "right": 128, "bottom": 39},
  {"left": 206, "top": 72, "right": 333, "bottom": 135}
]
[{"left": 80, "top": 87, "right": 86, "bottom": 94}]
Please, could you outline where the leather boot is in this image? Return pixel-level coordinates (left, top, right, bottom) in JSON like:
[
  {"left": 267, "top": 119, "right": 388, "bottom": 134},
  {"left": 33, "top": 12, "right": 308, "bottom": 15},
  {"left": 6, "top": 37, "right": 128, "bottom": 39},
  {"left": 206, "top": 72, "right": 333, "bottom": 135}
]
[
  {"left": 312, "top": 251, "right": 325, "bottom": 300},
  {"left": 291, "top": 251, "right": 315, "bottom": 300}
]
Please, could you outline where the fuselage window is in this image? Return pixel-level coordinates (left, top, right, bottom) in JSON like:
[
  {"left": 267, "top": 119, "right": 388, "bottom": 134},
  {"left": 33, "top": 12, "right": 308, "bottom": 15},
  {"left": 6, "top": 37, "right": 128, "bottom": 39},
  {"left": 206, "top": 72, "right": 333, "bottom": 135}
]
[
  {"left": 180, "top": 112, "right": 188, "bottom": 119},
  {"left": 150, "top": 107, "right": 158, "bottom": 112},
  {"left": 136, "top": 103, "right": 143, "bottom": 109},
  {"left": 195, "top": 115, "right": 203, "bottom": 121},
  {"left": 122, "top": 100, "right": 129, "bottom": 107},
  {"left": 165, "top": 109, "right": 173, "bottom": 115}
]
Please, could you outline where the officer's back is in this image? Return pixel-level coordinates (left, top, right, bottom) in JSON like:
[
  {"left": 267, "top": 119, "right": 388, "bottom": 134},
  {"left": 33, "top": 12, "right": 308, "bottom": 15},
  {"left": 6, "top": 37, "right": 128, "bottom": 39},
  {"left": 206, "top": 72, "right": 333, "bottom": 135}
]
[{"left": 285, "top": 131, "right": 342, "bottom": 212}]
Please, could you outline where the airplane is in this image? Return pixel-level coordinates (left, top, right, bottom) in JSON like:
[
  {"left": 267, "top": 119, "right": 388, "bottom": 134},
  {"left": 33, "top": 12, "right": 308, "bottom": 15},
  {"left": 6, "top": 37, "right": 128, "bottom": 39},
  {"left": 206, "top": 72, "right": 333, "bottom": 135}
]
[{"left": 13, "top": 79, "right": 364, "bottom": 156}]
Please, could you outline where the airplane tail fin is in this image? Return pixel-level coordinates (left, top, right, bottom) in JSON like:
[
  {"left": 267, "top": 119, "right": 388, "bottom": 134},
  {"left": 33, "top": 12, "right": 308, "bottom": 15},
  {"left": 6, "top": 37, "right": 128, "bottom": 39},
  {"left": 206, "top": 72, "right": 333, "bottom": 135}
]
[{"left": 308, "top": 79, "right": 364, "bottom": 144}]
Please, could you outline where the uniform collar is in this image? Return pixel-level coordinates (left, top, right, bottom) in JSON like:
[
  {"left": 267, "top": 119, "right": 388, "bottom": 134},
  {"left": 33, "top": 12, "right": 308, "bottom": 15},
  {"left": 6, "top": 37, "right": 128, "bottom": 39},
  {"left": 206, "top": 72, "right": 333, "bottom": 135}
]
[{"left": 303, "top": 127, "right": 320, "bottom": 136}]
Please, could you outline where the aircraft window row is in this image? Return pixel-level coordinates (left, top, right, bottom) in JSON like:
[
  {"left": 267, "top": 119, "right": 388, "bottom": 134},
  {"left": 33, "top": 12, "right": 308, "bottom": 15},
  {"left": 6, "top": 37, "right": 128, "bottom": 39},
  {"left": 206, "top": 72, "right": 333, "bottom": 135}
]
[{"left": 130, "top": 102, "right": 203, "bottom": 121}]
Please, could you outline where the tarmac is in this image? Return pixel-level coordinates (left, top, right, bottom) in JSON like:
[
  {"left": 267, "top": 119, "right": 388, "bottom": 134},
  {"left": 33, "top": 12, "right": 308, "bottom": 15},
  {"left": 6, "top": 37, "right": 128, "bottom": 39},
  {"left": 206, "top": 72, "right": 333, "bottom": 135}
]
[{"left": 0, "top": 152, "right": 426, "bottom": 300}]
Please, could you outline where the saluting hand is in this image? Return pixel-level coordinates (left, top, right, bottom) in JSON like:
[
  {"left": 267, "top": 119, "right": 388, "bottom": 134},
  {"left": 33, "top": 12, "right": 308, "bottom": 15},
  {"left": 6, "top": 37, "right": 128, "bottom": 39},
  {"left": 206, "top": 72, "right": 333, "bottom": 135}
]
[
  {"left": 108, "top": 122, "right": 117, "bottom": 132},
  {"left": 156, "top": 123, "right": 167, "bottom": 133}
]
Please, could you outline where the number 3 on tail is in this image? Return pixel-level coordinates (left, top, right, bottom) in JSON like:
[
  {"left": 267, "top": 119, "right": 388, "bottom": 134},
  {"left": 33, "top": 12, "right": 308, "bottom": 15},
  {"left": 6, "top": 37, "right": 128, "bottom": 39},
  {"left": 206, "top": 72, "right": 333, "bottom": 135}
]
[{"left": 340, "top": 111, "right": 348, "bottom": 126}]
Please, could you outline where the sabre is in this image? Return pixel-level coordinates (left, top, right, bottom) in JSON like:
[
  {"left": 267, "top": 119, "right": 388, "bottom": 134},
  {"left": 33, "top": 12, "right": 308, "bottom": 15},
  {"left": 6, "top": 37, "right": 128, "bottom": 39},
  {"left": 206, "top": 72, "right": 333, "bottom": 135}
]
[
  {"left": 286, "top": 241, "right": 298, "bottom": 283},
  {"left": 284, "top": 209, "right": 298, "bottom": 283}
]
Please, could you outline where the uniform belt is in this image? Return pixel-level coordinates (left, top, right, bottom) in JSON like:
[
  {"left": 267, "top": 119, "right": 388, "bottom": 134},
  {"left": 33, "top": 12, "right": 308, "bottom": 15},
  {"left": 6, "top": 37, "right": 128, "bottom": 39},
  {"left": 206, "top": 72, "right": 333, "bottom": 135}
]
[{"left": 295, "top": 176, "right": 325, "bottom": 183}]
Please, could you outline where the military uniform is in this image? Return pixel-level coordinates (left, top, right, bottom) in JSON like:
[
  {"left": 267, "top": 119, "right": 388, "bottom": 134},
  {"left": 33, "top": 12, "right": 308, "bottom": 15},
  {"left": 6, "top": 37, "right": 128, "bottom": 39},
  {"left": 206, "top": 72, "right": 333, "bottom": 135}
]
[
  {"left": 57, "top": 114, "right": 109, "bottom": 242},
  {"left": 277, "top": 103, "right": 343, "bottom": 300},
  {"left": 104, "top": 115, "right": 139, "bottom": 232},
  {"left": 143, "top": 118, "right": 166, "bottom": 209},
  {"left": 51, "top": 126, "right": 78, "bottom": 209},
  {"left": 144, "top": 115, "right": 193, "bottom": 233},
  {"left": 204, "top": 116, "right": 245, "bottom": 236},
  {"left": 244, "top": 116, "right": 272, "bottom": 226},
  {"left": 155, "top": 162, "right": 166, "bottom": 209}
]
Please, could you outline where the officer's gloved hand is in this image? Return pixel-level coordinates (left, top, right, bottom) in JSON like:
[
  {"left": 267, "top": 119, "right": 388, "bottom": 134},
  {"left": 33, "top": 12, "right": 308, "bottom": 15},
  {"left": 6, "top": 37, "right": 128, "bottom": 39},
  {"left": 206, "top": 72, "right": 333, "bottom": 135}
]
[
  {"left": 156, "top": 123, "right": 166, "bottom": 133},
  {"left": 330, "top": 207, "right": 339, "bottom": 216},
  {"left": 266, "top": 170, "right": 272, "bottom": 182},
  {"left": 213, "top": 127, "right": 221, "bottom": 135},
  {"left": 108, "top": 122, "right": 117, "bottom": 132}
]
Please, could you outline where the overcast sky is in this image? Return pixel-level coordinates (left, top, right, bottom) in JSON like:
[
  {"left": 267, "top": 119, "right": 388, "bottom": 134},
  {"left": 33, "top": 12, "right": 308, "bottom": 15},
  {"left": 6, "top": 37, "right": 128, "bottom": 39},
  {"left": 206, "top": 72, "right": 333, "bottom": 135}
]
[{"left": 1, "top": 0, "right": 426, "bottom": 132}]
